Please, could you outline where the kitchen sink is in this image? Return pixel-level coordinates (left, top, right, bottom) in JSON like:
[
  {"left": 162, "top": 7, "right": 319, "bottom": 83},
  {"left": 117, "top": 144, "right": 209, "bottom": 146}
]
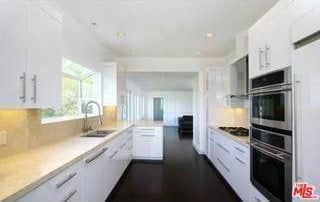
[{"left": 82, "top": 130, "right": 116, "bottom": 137}]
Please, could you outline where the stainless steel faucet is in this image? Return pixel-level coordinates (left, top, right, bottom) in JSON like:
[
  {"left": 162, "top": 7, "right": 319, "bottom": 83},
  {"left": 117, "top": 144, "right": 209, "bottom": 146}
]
[{"left": 83, "top": 100, "right": 103, "bottom": 133}]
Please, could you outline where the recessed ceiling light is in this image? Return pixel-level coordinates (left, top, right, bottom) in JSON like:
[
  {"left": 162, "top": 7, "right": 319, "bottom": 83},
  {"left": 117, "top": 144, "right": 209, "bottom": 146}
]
[
  {"left": 131, "top": 50, "right": 136, "bottom": 55},
  {"left": 117, "top": 30, "right": 126, "bottom": 37},
  {"left": 195, "top": 51, "right": 201, "bottom": 55},
  {"left": 206, "top": 33, "right": 213, "bottom": 38}
]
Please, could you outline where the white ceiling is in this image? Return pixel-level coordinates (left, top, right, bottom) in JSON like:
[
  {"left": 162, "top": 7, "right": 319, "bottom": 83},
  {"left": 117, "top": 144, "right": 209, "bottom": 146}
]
[
  {"left": 58, "top": 0, "right": 277, "bottom": 58},
  {"left": 127, "top": 72, "right": 197, "bottom": 91}
]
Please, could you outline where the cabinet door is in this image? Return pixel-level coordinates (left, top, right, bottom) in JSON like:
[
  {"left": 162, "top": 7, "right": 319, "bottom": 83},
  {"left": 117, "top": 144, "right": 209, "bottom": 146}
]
[
  {"left": 26, "top": 2, "right": 62, "bottom": 107},
  {"left": 255, "top": 1, "right": 319, "bottom": 75},
  {"left": 0, "top": 1, "right": 28, "bottom": 107},
  {"left": 83, "top": 147, "right": 108, "bottom": 202}
]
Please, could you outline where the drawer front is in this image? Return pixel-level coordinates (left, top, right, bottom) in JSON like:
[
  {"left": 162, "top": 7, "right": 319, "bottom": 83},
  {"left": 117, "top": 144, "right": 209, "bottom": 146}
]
[
  {"left": 134, "top": 134, "right": 163, "bottom": 158},
  {"left": 135, "top": 126, "right": 163, "bottom": 134},
  {"left": 35, "top": 161, "right": 83, "bottom": 201},
  {"left": 213, "top": 133, "right": 233, "bottom": 150},
  {"left": 213, "top": 141, "right": 233, "bottom": 181},
  {"left": 231, "top": 141, "right": 249, "bottom": 160}
]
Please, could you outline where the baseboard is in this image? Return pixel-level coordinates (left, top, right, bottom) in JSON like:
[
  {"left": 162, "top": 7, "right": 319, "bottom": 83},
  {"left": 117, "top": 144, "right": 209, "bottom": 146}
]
[{"left": 192, "top": 141, "right": 205, "bottom": 154}]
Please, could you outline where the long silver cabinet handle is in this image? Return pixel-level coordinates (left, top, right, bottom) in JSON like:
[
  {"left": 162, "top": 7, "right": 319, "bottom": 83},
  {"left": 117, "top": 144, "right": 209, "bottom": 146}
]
[
  {"left": 217, "top": 158, "right": 230, "bottom": 172},
  {"left": 85, "top": 147, "right": 108, "bottom": 164},
  {"left": 258, "top": 48, "right": 264, "bottom": 69},
  {"left": 56, "top": 172, "right": 77, "bottom": 188},
  {"left": 217, "top": 143, "right": 230, "bottom": 153},
  {"left": 294, "top": 75, "right": 302, "bottom": 181},
  {"left": 109, "top": 151, "right": 119, "bottom": 159},
  {"left": 140, "top": 134, "right": 156, "bottom": 137},
  {"left": 62, "top": 190, "right": 77, "bottom": 202},
  {"left": 138, "top": 128, "right": 156, "bottom": 131},
  {"left": 265, "top": 44, "right": 270, "bottom": 67},
  {"left": 235, "top": 157, "right": 246, "bottom": 165},
  {"left": 19, "top": 72, "right": 26, "bottom": 103},
  {"left": 234, "top": 146, "right": 245, "bottom": 153},
  {"left": 31, "top": 74, "right": 37, "bottom": 103},
  {"left": 254, "top": 197, "right": 262, "bottom": 202},
  {"left": 120, "top": 142, "right": 127, "bottom": 149}
]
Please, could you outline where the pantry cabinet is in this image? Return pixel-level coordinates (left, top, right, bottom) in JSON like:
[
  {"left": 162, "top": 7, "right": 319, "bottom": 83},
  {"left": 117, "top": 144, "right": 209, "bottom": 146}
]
[{"left": 0, "top": 1, "right": 62, "bottom": 108}]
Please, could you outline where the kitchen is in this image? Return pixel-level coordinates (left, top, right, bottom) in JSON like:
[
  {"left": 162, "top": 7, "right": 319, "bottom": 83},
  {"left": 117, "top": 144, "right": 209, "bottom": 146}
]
[{"left": 0, "top": 0, "right": 320, "bottom": 202}]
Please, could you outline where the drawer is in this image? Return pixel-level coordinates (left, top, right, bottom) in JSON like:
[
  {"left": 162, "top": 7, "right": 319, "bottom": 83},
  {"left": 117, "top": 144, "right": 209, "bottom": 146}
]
[
  {"left": 35, "top": 161, "right": 83, "bottom": 202},
  {"left": 134, "top": 126, "right": 163, "bottom": 133},
  {"left": 213, "top": 133, "right": 233, "bottom": 151},
  {"left": 231, "top": 141, "right": 249, "bottom": 160},
  {"left": 214, "top": 141, "right": 233, "bottom": 173}
]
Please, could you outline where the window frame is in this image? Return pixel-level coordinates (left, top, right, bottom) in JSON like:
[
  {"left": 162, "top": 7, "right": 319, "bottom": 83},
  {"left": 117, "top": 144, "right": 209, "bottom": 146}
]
[{"left": 41, "top": 60, "right": 102, "bottom": 124}]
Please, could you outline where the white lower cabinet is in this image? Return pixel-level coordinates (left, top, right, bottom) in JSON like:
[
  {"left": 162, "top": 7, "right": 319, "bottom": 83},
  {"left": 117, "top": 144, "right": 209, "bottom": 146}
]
[
  {"left": 208, "top": 129, "right": 268, "bottom": 202},
  {"left": 134, "top": 126, "right": 163, "bottom": 160},
  {"left": 83, "top": 145, "right": 109, "bottom": 202},
  {"left": 14, "top": 125, "right": 163, "bottom": 202}
]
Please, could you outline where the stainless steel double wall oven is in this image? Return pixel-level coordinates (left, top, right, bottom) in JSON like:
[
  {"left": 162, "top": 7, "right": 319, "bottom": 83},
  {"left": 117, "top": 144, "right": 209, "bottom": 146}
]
[{"left": 250, "top": 67, "right": 292, "bottom": 202}]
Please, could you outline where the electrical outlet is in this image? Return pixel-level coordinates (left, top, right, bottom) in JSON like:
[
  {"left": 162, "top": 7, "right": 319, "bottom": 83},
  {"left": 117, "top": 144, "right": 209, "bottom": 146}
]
[{"left": 0, "top": 131, "right": 7, "bottom": 146}]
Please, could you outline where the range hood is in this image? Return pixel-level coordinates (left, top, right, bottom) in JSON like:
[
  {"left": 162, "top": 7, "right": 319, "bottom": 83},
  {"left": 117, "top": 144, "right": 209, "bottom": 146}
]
[{"left": 227, "top": 55, "right": 249, "bottom": 107}]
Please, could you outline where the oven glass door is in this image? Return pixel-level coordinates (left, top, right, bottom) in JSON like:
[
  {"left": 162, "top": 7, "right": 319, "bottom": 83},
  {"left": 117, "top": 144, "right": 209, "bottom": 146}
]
[
  {"left": 251, "top": 90, "right": 291, "bottom": 130},
  {"left": 251, "top": 147, "right": 285, "bottom": 201},
  {"left": 252, "top": 92, "right": 285, "bottom": 121}
]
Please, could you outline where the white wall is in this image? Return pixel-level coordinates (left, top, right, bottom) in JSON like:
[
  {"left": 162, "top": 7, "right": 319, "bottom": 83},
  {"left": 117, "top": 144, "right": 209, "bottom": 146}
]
[
  {"left": 61, "top": 8, "right": 114, "bottom": 72},
  {"left": 192, "top": 76, "right": 200, "bottom": 148},
  {"left": 145, "top": 91, "right": 193, "bottom": 126}
]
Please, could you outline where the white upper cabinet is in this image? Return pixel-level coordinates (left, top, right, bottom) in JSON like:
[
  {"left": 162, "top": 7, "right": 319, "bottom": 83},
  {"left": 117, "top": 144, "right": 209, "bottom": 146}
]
[
  {"left": 0, "top": 1, "right": 62, "bottom": 108},
  {"left": 249, "top": 0, "right": 320, "bottom": 79},
  {"left": 26, "top": 1, "right": 62, "bottom": 108},
  {"left": 0, "top": 1, "right": 28, "bottom": 107}
]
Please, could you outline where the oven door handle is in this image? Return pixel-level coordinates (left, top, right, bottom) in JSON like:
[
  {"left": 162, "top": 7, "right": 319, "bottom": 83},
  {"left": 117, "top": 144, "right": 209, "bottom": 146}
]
[
  {"left": 251, "top": 143, "right": 286, "bottom": 160},
  {"left": 249, "top": 86, "right": 292, "bottom": 95}
]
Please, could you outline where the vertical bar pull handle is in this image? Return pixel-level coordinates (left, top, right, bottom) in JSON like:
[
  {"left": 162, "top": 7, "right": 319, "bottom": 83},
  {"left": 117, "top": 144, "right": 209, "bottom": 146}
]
[
  {"left": 31, "top": 74, "right": 37, "bottom": 103},
  {"left": 265, "top": 44, "right": 270, "bottom": 67},
  {"left": 19, "top": 72, "right": 26, "bottom": 103},
  {"left": 258, "top": 48, "right": 264, "bottom": 69}
]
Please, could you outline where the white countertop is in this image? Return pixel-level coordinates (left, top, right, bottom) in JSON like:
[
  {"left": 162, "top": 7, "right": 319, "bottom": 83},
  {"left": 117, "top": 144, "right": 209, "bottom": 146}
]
[
  {"left": 208, "top": 125, "right": 250, "bottom": 148},
  {"left": 0, "top": 121, "right": 163, "bottom": 202}
]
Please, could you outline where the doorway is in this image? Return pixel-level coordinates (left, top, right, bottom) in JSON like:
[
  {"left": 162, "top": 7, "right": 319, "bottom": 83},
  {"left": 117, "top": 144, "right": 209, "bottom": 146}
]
[{"left": 153, "top": 97, "right": 164, "bottom": 121}]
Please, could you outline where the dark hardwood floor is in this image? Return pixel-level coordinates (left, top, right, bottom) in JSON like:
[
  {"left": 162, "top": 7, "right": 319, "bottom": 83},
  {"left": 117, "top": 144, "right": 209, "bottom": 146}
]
[{"left": 107, "top": 127, "right": 240, "bottom": 201}]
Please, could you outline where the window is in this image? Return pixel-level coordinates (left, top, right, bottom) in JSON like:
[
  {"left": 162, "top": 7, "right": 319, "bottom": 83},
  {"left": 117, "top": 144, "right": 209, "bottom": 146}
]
[
  {"left": 124, "top": 91, "right": 145, "bottom": 121},
  {"left": 42, "top": 59, "right": 101, "bottom": 123}
]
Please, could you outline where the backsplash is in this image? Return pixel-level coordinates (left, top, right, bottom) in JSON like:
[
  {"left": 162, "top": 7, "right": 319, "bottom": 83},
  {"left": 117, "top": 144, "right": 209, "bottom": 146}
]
[
  {"left": 0, "top": 106, "right": 117, "bottom": 158},
  {"left": 208, "top": 106, "right": 249, "bottom": 128}
]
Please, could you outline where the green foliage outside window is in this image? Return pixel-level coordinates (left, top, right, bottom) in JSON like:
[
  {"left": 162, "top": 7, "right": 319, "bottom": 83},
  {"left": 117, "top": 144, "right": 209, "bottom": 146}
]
[{"left": 42, "top": 59, "right": 97, "bottom": 119}]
